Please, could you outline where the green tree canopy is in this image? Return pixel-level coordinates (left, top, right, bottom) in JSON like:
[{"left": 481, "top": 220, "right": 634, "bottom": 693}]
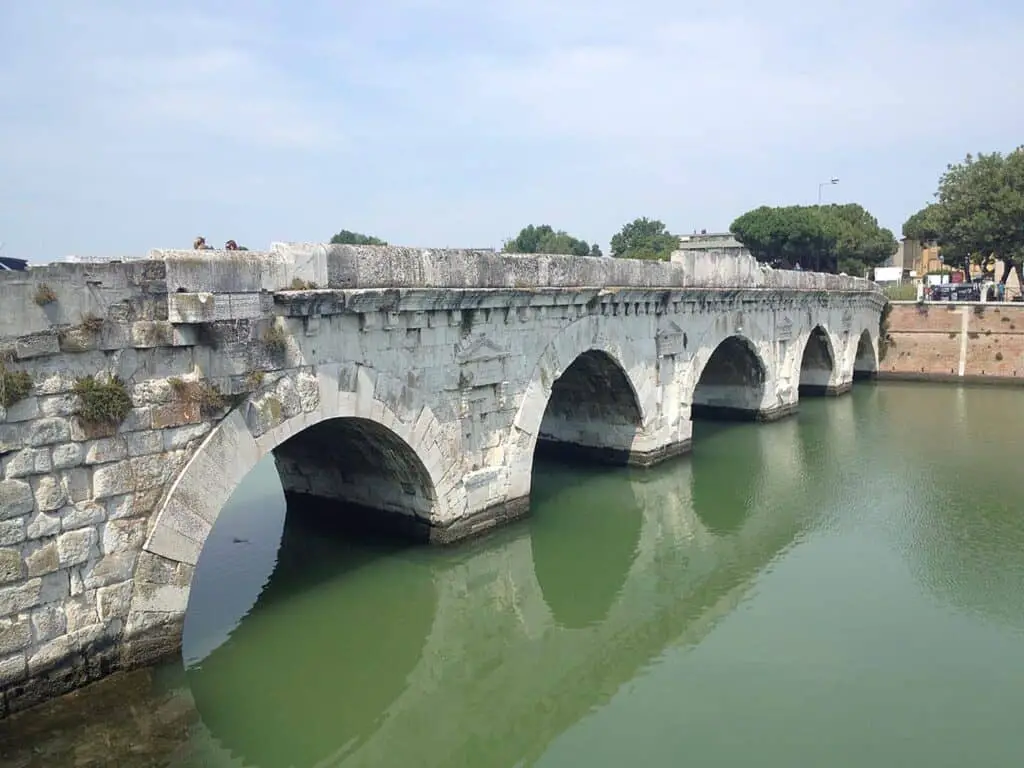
[
  {"left": 905, "top": 148, "right": 1024, "bottom": 280},
  {"left": 729, "top": 204, "right": 896, "bottom": 275},
  {"left": 609, "top": 218, "right": 677, "bottom": 260},
  {"left": 503, "top": 224, "right": 592, "bottom": 257},
  {"left": 330, "top": 230, "right": 388, "bottom": 246},
  {"left": 901, "top": 203, "right": 942, "bottom": 242}
]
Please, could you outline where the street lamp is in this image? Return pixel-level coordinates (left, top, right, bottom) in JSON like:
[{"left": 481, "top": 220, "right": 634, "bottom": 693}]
[{"left": 817, "top": 176, "right": 839, "bottom": 204}]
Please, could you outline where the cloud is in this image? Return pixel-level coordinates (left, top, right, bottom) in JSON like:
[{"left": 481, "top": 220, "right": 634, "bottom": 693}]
[{"left": 1, "top": 0, "right": 1022, "bottom": 259}]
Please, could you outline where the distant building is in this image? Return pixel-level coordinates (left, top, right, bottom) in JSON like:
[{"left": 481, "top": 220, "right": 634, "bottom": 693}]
[{"left": 676, "top": 232, "right": 751, "bottom": 258}]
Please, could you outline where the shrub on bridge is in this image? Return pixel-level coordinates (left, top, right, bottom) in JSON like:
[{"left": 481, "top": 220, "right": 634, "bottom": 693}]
[
  {"left": 168, "top": 377, "right": 230, "bottom": 417},
  {"left": 0, "top": 365, "right": 33, "bottom": 408},
  {"left": 73, "top": 375, "right": 132, "bottom": 428}
]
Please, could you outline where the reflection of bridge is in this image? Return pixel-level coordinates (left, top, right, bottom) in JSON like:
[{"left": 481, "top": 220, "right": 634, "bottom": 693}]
[{"left": 186, "top": 407, "right": 850, "bottom": 768}]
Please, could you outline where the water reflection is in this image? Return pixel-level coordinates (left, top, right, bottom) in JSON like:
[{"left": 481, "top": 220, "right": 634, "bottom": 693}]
[
  {"left": 9, "top": 383, "right": 1024, "bottom": 767},
  {"left": 187, "top": 499, "right": 438, "bottom": 768},
  {"left": 529, "top": 462, "right": 643, "bottom": 629}
]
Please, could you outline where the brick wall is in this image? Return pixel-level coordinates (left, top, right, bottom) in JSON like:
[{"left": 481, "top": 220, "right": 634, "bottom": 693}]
[{"left": 882, "top": 302, "right": 1024, "bottom": 382}]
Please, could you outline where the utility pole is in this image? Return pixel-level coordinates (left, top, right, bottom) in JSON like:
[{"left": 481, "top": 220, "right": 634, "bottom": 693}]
[{"left": 817, "top": 177, "right": 839, "bottom": 204}]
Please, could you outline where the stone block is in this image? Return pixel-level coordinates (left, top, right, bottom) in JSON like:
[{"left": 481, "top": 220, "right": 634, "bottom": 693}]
[
  {"left": 24, "top": 540, "right": 60, "bottom": 577},
  {"left": 65, "top": 593, "right": 99, "bottom": 631},
  {"left": 0, "top": 652, "right": 26, "bottom": 686},
  {"left": 0, "top": 479, "right": 34, "bottom": 519},
  {"left": 26, "top": 417, "right": 73, "bottom": 447},
  {"left": 101, "top": 518, "right": 147, "bottom": 555},
  {"left": 27, "top": 633, "right": 74, "bottom": 675},
  {"left": 81, "top": 551, "right": 136, "bottom": 589},
  {"left": 84, "top": 436, "right": 128, "bottom": 465},
  {"left": 0, "top": 518, "right": 26, "bottom": 546},
  {"left": 16, "top": 332, "right": 60, "bottom": 359},
  {"left": 60, "top": 501, "right": 106, "bottom": 531},
  {"left": 0, "top": 615, "right": 32, "bottom": 655},
  {"left": 57, "top": 528, "right": 99, "bottom": 568},
  {"left": 61, "top": 468, "right": 91, "bottom": 503},
  {"left": 151, "top": 401, "right": 201, "bottom": 429},
  {"left": 0, "top": 573, "right": 67, "bottom": 615},
  {"left": 26, "top": 509, "right": 61, "bottom": 539},
  {"left": 51, "top": 442, "right": 84, "bottom": 469},
  {"left": 32, "top": 474, "right": 68, "bottom": 512},
  {"left": 162, "top": 423, "right": 211, "bottom": 451},
  {"left": 30, "top": 603, "right": 67, "bottom": 643},
  {"left": 97, "top": 581, "right": 133, "bottom": 621},
  {"left": 125, "top": 430, "right": 163, "bottom": 457},
  {"left": 91, "top": 460, "right": 133, "bottom": 499},
  {"left": 2, "top": 447, "right": 52, "bottom": 479},
  {"left": 0, "top": 547, "right": 23, "bottom": 584},
  {"left": 4, "top": 396, "right": 40, "bottom": 423}
]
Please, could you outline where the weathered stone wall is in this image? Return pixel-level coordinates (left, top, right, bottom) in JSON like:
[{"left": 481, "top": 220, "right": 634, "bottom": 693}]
[
  {"left": 0, "top": 244, "right": 884, "bottom": 716},
  {"left": 881, "top": 302, "right": 1024, "bottom": 382}
]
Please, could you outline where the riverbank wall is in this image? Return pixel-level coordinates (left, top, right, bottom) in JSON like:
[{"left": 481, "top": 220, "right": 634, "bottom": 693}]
[{"left": 880, "top": 301, "right": 1024, "bottom": 384}]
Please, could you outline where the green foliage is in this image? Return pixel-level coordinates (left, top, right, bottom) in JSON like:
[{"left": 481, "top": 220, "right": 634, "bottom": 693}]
[
  {"left": 0, "top": 365, "right": 33, "bottom": 408},
  {"left": 261, "top": 323, "right": 288, "bottom": 354},
  {"left": 73, "top": 375, "right": 132, "bottom": 427},
  {"left": 609, "top": 218, "right": 677, "bottom": 260},
  {"left": 589, "top": 243, "right": 603, "bottom": 258},
  {"left": 288, "top": 278, "right": 319, "bottom": 290},
  {"left": 907, "top": 148, "right": 1024, "bottom": 279},
  {"left": 730, "top": 204, "right": 896, "bottom": 275},
  {"left": 503, "top": 224, "right": 592, "bottom": 257},
  {"left": 329, "top": 230, "right": 387, "bottom": 246},
  {"left": 169, "top": 377, "right": 229, "bottom": 417},
  {"left": 902, "top": 203, "right": 942, "bottom": 242}
]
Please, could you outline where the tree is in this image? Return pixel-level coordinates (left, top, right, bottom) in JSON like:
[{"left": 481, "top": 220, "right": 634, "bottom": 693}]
[
  {"left": 589, "top": 243, "right": 604, "bottom": 258},
  {"left": 503, "top": 224, "right": 592, "bottom": 257},
  {"left": 907, "top": 148, "right": 1024, "bottom": 284},
  {"left": 609, "top": 218, "right": 677, "bottom": 260},
  {"left": 330, "top": 230, "right": 388, "bottom": 246},
  {"left": 902, "top": 203, "right": 942, "bottom": 242},
  {"left": 730, "top": 204, "right": 896, "bottom": 275}
]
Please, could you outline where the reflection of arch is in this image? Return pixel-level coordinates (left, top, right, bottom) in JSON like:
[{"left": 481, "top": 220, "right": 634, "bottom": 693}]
[
  {"left": 187, "top": 501, "right": 437, "bottom": 768},
  {"left": 535, "top": 349, "right": 644, "bottom": 466},
  {"left": 131, "top": 366, "right": 451, "bottom": 640},
  {"left": 529, "top": 463, "right": 642, "bottom": 629},
  {"left": 690, "top": 421, "right": 764, "bottom": 534},
  {"left": 691, "top": 335, "right": 768, "bottom": 421},
  {"left": 798, "top": 325, "right": 836, "bottom": 396}
]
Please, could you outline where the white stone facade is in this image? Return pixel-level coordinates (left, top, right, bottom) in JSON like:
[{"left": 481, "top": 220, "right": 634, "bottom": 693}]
[{"left": 0, "top": 244, "right": 885, "bottom": 715}]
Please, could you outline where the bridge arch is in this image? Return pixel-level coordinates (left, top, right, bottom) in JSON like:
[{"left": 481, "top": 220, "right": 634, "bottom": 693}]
[
  {"left": 690, "top": 334, "right": 770, "bottom": 421},
  {"left": 798, "top": 325, "right": 837, "bottom": 396},
  {"left": 852, "top": 327, "right": 879, "bottom": 380},
  {"left": 508, "top": 315, "right": 658, "bottom": 496},
  {"left": 128, "top": 366, "right": 449, "bottom": 637}
]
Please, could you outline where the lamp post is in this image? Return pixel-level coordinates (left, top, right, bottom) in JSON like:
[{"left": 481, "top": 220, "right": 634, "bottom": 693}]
[{"left": 817, "top": 176, "right": 839, "bottom": 204}]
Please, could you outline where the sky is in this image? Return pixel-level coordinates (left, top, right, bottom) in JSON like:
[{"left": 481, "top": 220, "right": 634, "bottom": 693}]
[{"left": 1, "top": 0, "right": 1023, "bottom": 261}]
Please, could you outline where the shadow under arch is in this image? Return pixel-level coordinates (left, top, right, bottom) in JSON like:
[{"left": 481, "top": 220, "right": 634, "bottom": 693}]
[
  {"left": 799, "top": 325, "right": 836, "bottom": 396},
  {"left": 534, "top": 349, "right": 644, "bottom": 466},
  {"left": 273, "top": 416, "right": 437, "bottom": 534},
  {"left": 691, "top": 334, "right": 768, "bottom": 421},
  {"left": 186, "top": 494, "right": 439, "bottom": 768},
  {"left": 853, "top": 328, "right": 878, "bottom": 380},
  {"left": 528, "top": 462, "right": 643, "bottom": 629}
]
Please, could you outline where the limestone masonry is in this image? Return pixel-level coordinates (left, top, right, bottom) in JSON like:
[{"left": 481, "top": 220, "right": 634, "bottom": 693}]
[{"left": 0, "top": 243, "right": 885, "bottom": 715}]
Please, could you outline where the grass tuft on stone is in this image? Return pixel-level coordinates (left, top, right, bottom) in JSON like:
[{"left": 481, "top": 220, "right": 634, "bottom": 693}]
[
  {"left": 0, "top": 365, "right": 33, "bottom": 408},
  {"left": 168, "top": 376, "right": 229, "bottom": 417},
  {"left": 73, "top": 375, "right": 132, "bottom": 427},
  {"left": 34, "top": 284, "right": 58, "bottom": 306},
  {"left": 261, "top": 324, "right": 288, "bottom": 355}
]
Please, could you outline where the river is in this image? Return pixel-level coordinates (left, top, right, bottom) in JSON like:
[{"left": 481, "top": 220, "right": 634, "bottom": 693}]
[{"left": 2, "top": 382, "right": 1023, "bottom": 767}]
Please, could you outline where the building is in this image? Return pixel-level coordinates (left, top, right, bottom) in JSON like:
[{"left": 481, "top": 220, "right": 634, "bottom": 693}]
[{"left": 676, "top": 232, "right": 751, "bottom": 258}]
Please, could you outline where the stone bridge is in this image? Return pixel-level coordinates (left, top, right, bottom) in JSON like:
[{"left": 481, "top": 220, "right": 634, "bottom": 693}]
[{"left": 0, "top": 244, "right": 884, "bottom": 715}]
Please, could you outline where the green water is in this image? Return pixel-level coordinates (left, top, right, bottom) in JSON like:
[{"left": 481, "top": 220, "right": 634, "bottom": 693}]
[{"left": 3, "top": 382, "right": 1024, "bottom": 767}]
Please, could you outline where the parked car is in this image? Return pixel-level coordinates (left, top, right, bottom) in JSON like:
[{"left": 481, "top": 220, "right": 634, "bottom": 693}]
[
  {"left": 0, "top": 256, "right": 27, "bottom": 271},
  {"left": 927, "top": 282, "right": 980, "bottom": 301}
]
